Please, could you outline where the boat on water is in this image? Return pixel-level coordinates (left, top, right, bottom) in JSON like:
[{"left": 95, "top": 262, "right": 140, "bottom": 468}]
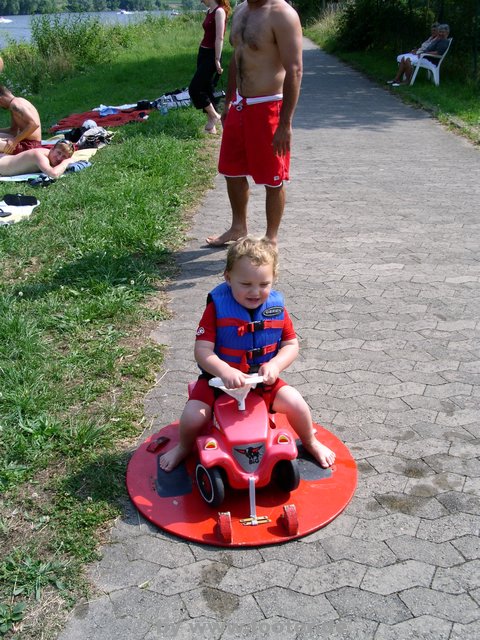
[
  {"left": 0, "top": 17, "right": 12, "bottom": 23},
  {"left": 171, "top": 10, "right": 180, "bottom": 15},
  {"left": 117, "top": 9, "right": 133, "bottom": 14}
]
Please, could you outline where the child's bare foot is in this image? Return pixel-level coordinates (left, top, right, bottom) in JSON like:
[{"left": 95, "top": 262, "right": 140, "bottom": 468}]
[
  {"left": 302, "top": 439, "right": 335, "bottom": 468},
  {"left": 159, "top": 444, "right": 190, "bottom": 472}
]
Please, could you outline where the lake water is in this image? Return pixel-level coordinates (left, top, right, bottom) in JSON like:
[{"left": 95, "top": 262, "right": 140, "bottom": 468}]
[{"left": 0, "top": 10, "right": 172, "bottom": 49}]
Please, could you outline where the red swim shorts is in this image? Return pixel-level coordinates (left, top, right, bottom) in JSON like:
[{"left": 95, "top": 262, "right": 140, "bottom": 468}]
[
  {"left": 13, "top": 140, "right": 42, "bottom": 155},
  {"left": 189, "top": 376, "right": 288, "bottom": 411},
  {"left": 218, "top": 99, "right": 290, "bottom": 187}
]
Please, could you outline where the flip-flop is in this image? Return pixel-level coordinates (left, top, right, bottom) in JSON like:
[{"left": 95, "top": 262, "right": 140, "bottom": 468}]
[
  {"left": 0, "top": 209, "right": 12, "bottom": 218},
  {"left": 4, "top": 193, "right": 39, "bottom": 206}
]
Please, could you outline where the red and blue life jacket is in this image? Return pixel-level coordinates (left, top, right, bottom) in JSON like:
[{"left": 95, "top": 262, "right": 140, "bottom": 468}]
[{"left": 209, "top": 282, "right": 285, "bottom": 373}]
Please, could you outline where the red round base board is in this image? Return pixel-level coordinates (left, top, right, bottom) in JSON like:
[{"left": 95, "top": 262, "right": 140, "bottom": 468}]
[{"left": 126, "top": 417, "right": 357, "bottom": 547}]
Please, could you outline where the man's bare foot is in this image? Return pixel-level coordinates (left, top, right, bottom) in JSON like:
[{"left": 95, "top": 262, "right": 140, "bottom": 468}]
[
  {"left": 205, "top": 228, "right": 247, "bottom": 247},
  {"left": 302, "top": 438, "right": 336, "bottom": 468},
  {"left": 159, "top": 443, "right": 190, "bottom": 472},
  {"left": 263, "top": 234, "right": 277, "bottom": 248}
]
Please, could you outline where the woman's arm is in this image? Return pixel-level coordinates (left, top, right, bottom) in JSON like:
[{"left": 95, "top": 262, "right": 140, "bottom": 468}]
[{"left": 214, "top": 7, "right": 226, "bottom": 75}]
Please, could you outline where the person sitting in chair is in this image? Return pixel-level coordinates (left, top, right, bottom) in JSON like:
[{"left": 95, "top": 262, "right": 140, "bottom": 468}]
[
  {"left": 387, "top": 24, "right": 450, "bottom": 87},
  {"left": 0, "top": 140, "right": 75, "bottom": 178}
]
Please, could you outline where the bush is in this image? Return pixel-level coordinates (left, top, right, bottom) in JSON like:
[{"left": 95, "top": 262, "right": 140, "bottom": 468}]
[{"left": 2, "top": 14, "right": 136, "bottom": 94}]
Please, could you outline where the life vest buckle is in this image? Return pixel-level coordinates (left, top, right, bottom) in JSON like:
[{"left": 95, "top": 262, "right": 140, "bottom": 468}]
[
  {"left": 246, "top": 320, "right": 265, "bottom": 333},
  {"left": 247, "top": 346, "right": 267, "bottom": 359}
]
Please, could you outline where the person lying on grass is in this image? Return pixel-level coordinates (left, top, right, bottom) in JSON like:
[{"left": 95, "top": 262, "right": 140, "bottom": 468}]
[{"left": 0, "top": 140, "right": 75, "bottom": 178}]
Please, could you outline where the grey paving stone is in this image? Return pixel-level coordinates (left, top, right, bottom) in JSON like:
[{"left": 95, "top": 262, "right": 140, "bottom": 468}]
[
  {"left": 367, "top": 455, "right": 432, "bottom": 478},
  {"left": 352, "top": 514, "right": 420, "bottom": 542},
  {"left": 450, "top": 620, "right": 480, "bottom": 640},
  {"left": 354, "top": 474, "right": 409, "bottom": 500},
  {"left": 386, "top": 535, "right": 464, "bottom": 568},
  {"left": 321, "top": 535, "right": 395, "bottom": 567},
  {"left": 452, "top": 535, "right": 480, "bottom": 560},
  {"left": 394, "top": 438, "right": 450, "bottom": 459},
  {"left": 149, "top": 560, "right": 230, "bottom": 596},
  {"left": 404, "top": 473, "right": 466, "bottom": 498},
  {"left": 254, "top": 586, "right": 337, "bottom": 623},
  {"left": 361, "top": 560, "right": 435, "bottom": 595},
  {"left": 343, "top": 496, "right": 388, "bottom": 520},
  {"left": 374, "top": 615, "right": 452, "bottom": 640},
  {"left": 436, "top": 408, "right": 479, "bottom": 427},
  {"left": 87, "top": 544, "right": 161, "bottom": 593},
  {"left": 416, "top": 513, "right": 480, "bottom": 543},
  {"left": 302, "top": 616, "right": 378, "bottom": 640},
  {"left": 123, "top": 534, "right": 195, "bottom": 567},
  {"left": 423, "top": 453, "right": 480, "bottom": 477},
  {"left": 437, "top": 490, "right": 480, "bottom": 515},
  {"left": 180, "top": 589, "right": 263, "bottom": 624},
  {"left": 449, "top": 439, "right": 480, "bottom": 459},
  {"left": 190, "top": 545, "right": 263, "bottom": 569},
  {"left": 432, "top": 560, "right": 480, "bottom": 594},
  {"left": 399, "top": 586, "right": 480, "bottom": 623},
  {"left": 375, "top": 493, "right": 447, "bottom": 519},
  {"left": 348, "top": 438, "right": 397, "bottom": 460},
  {"left": 325, "top": 587, "right": 412, "bottom": 624},
  {"left": 302, "top": 514, "right": 358, "bottom": 542},
  {"left": 148, "top": 616, "right": 225, "bottom": 640},
  {"left": 289, "top": 559, "right": 366, "bottom": 595},
  {"left": 259, "top": 540, "right": 329, "bottom": 567},
  {"left": 218, "top": 560, "right": 297, "bottom": 596}
]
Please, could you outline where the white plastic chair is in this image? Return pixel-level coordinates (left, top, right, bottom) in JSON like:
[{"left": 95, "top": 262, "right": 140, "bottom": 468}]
[{"left": 409, "top": 38, "right": 452, "bottom": 86}]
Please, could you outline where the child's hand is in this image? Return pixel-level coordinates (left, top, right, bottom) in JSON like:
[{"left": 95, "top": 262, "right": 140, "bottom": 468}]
[
  {"left": 259, "top": 362, "right": 280, "bottom": 385},
  {"left": 221, "top": 369, "right": 248, "bottom": 389}
]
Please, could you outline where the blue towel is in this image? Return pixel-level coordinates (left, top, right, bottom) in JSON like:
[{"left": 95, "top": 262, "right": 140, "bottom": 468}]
[{"left": 65, "top": 161, "right": 92, "bottom": 173}]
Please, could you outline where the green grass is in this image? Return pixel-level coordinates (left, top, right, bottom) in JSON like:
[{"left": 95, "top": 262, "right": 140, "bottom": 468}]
[
  {"left": 306, "top": 20, "right": 480, "bottom": 143},
  {"left": 0, "top": 14, "right": 231, "bottom": 639}
]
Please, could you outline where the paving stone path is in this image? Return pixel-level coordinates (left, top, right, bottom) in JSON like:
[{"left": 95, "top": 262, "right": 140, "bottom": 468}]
[{"left": 59, "top": 39, "right": 480, "bottom": 640}]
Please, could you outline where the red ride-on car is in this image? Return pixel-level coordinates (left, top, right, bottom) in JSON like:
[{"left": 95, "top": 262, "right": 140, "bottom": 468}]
[{"left": 194, "top": 375, "right": 300, "bottom": 541}]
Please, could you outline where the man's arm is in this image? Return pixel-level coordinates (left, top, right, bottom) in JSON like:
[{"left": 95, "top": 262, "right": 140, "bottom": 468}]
[
  {"left": 2, "top": 104, "right": 39, "bottom": 154},
  {"left": 221, "top": 54, "right": 238, "bottom": 124},
  {"left": 272, "top": 7, "right": 303, "bottom": 156}
]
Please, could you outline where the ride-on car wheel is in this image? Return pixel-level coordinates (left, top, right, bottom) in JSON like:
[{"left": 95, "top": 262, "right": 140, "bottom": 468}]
[
  {"left": 274, "top": 459, "right": 300, "bottom": 492},
  {"left": 196, "top": 464, "right": 225, "bottom": 507}
]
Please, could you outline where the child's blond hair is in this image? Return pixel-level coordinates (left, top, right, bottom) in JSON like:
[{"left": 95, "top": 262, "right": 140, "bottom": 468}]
[{"left": 225, "top": 236, "right": 278, "bottom": 278}]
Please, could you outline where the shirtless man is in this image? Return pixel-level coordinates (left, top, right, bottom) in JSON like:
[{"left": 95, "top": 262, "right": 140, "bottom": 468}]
[
  {"left": 206, "top": 0, "right": 303, "bottom": 247},
  {"left": 0, "top": 85, "right": 42, "bottom": 155},
  {"left": 0, "top": 141, "right": 75, "bottom": 178}
]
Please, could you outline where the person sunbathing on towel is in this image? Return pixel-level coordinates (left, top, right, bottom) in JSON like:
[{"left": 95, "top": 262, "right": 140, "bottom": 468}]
[
  {"left": 0, "top": 85, "right": 42, "bottom": 155},
  {"left": 0, "top": 140, "right": 75, "bottom": 178}
]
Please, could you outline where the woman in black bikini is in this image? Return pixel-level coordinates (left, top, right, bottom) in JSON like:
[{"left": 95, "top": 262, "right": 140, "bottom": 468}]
[{"left": 189, "top": 0, "right": 231, "bottom": 134}]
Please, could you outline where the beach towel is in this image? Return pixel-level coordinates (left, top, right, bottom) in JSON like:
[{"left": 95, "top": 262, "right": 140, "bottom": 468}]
[{"left": 50, "top": 108, "right": 151, "bottom": 132}]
